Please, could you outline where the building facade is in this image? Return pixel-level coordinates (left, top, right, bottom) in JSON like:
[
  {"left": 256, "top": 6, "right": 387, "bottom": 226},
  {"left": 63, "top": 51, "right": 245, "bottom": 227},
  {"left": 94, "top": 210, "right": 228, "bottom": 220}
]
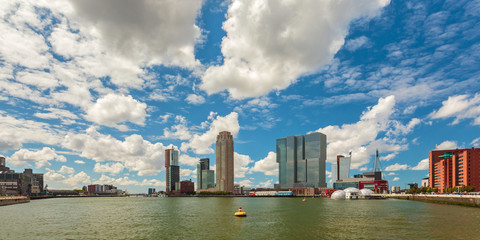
[
  {"left": 197, "top": 158, "right": 215, "bottom": 190},
  {"left": 165, "top": 148, "right": 180, "bottom": 193},
  {"left": 275, "top": 132, "right": 327, "bottom": 188},
  {"left": 332, "top": 154, "right": 351, "bottom": 181},
  {"left": 216, "top": 131, "right": 234, "bottom": 192},
  {"left": 429, "top": 147, "right": 480, "bottom": 192},
  {"left": 0, "top": 157, "right": 44, "bottom": 196},
  {"left": 179, "top": 180, "right": 195, "bottom": 193}
]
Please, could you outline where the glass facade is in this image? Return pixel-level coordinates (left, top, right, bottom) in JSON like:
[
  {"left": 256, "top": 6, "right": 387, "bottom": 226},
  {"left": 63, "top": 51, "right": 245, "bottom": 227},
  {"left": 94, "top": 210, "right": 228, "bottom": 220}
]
[
  {"left": 333, "top": 181, "right": 358, "bottom": 190},
  {"left": 276, "top": 138, "right": 287, "bottom": 186},
  {"left": 276, "top": 132, "right": 327, "bottom": 188},
  {"left": 296, "top": 160, "right": 306, "bottom": 183},
  {"left": 307, "top": 158, "right": 320, "bottom": 185},
  {"left": 286, "top": 136, "right": 296, "bottom": 186},
  {"left": 202, "top": 170, "right": 215, "bottom": 189},
  {"left": 338, "top": 156, "right": 351, "bottom": 180}
]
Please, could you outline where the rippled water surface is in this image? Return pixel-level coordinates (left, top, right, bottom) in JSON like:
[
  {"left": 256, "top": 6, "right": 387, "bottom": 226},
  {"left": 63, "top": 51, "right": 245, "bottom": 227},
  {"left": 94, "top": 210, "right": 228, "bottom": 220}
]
[{"left": 2, "top": 197, "right": 480, "bottom": 239}]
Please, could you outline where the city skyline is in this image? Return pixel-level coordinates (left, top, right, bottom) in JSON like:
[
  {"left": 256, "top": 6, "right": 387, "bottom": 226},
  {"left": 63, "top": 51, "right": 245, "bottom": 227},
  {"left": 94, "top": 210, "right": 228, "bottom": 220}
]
[{"left": 0, "top": 0, "right": 480, "bottom": 193}]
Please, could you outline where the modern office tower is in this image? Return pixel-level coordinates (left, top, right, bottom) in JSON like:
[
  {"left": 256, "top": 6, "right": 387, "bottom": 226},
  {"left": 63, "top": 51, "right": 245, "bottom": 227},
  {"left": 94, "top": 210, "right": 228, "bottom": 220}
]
[
  {"left": 332, "top": 154, "right": 351, "bottom": 181},
  {"left": 165, "top": 147, "right": 179, "bottom": 193},
  {"left": 197, "top": 158, "right": 209, "bottom": 190},
  {"left": 276, "top": 132, "right": 327, "bottom": 188},
  {"left": 197, "top": 158, "right": 215, "bottom": 190},
  {"left": 216, "top": 131, "right": 234, "bottom": 192},
  {"left": 148, "top": 188, "right": 156, "bottom": 195},
  {"left": 202, "top": 170, "right": 215, "bottom": 189},
  {"left": 429, "top": 147, "right": 480, "bottom": 193}
]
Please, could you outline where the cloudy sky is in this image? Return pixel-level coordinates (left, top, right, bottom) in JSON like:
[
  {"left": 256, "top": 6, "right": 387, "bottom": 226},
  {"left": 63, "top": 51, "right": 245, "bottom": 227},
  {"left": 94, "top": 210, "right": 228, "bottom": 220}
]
[{"left": 1, "top": 0, "right": 479, "bottom": 193}]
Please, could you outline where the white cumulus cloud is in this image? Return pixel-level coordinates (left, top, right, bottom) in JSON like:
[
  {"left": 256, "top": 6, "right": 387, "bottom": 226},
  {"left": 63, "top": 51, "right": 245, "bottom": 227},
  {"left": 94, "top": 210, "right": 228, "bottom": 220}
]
[
  {"left": 185, "top": 94, "right": 206, "bottom": 105},
  {"left": 67, "top": 0, "right": 202, "bottom": 69},
  {"left": 85, "top": 94, "right": 147, "bottom": 130},
  {"left": 234, "top": 152, "right": 253, "bottom": 178},
  {"left": 94, "top": 162, "right": 125, "bottom": 175},
  {"left": 8, "top": 147, "right": 66, "bottom": 168},
  {"left": 429, "top": 94, "right": 480, "bottom": 125},
  {"left": 315, "top": 95, "right": 416, "bottom": 169},
  {"left": 250, "top": 152, "right": 278, "bottom": 176},
  {"left": 201, "top": 0, "right": 390, "bottom": 99},
  {"left": 63, "top": 126, "right": 168, "bottom": 176},
  {"left": 410, "top": 158, "right": 429, "bottom": 171},
  {"left": 385, "top": 163, "right": 408, "bottom": 171},
  {"left": 435, "top": 140, "right": 458, "bottom": 150},
  {"left": 58, "top": 165, "right": 75, "bottom": 175},
  {"left": 181, "top": 112, "right": 240, "bottom": 154}
]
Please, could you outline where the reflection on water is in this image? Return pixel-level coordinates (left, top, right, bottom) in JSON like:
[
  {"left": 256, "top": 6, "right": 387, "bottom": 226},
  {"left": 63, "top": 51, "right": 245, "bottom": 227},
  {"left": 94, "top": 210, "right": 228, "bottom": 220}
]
[{"left": 1, "top": 197, "right": 480, "bottom": 239}]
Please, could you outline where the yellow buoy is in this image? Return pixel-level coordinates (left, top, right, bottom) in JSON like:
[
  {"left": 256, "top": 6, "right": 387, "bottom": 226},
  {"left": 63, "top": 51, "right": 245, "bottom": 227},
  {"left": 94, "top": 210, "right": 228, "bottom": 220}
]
[{"left": 234, "top": 207, "right": 247, "bottom": 217}]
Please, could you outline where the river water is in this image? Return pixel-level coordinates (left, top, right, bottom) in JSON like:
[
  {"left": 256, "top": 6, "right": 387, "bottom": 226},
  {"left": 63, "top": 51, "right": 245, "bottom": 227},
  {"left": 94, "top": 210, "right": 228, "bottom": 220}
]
[{"left": 1, "top": 197, "right": 479, "bottom": 239}]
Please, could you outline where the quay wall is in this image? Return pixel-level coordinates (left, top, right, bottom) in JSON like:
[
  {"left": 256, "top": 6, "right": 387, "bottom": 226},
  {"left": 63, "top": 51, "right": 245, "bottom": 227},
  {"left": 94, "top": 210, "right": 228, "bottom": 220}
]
[
  {"left": 0, "top": 196, "right": 30, "bottom": 206},
  {"left": 382, "top": 194, "right": 480, "bottom": 207}
]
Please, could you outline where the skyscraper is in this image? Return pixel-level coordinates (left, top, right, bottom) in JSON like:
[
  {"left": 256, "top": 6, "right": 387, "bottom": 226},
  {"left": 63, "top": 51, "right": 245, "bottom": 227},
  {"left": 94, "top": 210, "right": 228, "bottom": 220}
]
[
  {"left": 276, "top": 132, "right": 327, "bottom": 188},
  {"left": 197, "top": 158, "right": 215, "bottom": 190},
  {"left": 165, "top": 147, "right": 179, "bottom": 193},
  {"left": 332, "top": 154, "right": 351, "bottom": 181},
  {"left": 216, "top": 131, "right": 234, "bottom": 192}
]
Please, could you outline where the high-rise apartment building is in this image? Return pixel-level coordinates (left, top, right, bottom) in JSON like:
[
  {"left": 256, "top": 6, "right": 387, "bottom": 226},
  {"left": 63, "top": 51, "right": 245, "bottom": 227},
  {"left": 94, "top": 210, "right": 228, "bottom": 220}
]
[
  {"left": 197, "top": 158, "right": 215, "bottom": 190},
  {"left": 216, "top": 131, "right": 234, "bottom": 192},
  {"left": 165, "top": 147, "right": 179, "bottom": 193},
  {"left": 429, "top": 147, "right": 480, "bottom": 193},
  {"left": 276, "top": 132, "right": 327, "bottom": 188}
]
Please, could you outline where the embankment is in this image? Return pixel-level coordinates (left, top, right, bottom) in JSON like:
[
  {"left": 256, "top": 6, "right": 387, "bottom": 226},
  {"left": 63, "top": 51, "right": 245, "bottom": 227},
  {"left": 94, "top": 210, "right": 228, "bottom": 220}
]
[
  {"left": 0, "top": 196, "right": 30, "bottom": 206},
  {"left": 386, "top": 194, "right": 480, "bottom": 207}
]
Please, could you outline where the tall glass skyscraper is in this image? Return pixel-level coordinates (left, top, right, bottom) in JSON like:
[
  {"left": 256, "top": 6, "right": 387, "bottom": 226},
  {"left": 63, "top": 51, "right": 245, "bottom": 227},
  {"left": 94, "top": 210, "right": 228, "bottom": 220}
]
[
  {"left": 165, "top": 147, "right": 179, "bottom": 193},
  {"left": 197, "top": 158, "right": 215, "bottom": 190},
  {"left": 216, "top": 131, "right": 234, "bottom": 192},
  {"left": 276, "top": 132, "right": 327, "bottom": 188}
]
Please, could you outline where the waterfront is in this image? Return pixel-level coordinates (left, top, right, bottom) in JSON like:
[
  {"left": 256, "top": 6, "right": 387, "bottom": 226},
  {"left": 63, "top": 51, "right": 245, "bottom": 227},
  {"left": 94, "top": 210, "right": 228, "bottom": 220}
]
[{"left": 2, "top": 197, "right": 480, "bottom": 239}]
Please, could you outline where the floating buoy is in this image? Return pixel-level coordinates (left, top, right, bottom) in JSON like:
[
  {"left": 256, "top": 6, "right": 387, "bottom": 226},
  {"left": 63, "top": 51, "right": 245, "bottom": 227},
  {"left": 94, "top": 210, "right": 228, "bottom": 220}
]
[{"left": 234, "top": 207, "right": 247, "bottom": 217}]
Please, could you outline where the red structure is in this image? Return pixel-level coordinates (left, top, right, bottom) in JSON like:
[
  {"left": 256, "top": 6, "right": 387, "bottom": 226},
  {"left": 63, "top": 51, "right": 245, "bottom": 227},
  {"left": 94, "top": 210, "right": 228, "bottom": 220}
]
[
  {"left": 87, "top": 185, "right": 96, "bottom": 193},
  {"left": 429, "top": 148, "right": 480, "bottom": 193},
  {"left": 358, "top": 180, "right": 388, "bottom": 193},
  {"left": 179, "top": 180, "right": 194, "bottom": 193}
]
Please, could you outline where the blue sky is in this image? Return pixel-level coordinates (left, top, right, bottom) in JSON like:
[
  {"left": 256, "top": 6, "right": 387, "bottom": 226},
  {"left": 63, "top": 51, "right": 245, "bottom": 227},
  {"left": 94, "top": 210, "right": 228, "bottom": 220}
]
[{"left": 1, "top": 0, "right": 479, "bottom": 193}]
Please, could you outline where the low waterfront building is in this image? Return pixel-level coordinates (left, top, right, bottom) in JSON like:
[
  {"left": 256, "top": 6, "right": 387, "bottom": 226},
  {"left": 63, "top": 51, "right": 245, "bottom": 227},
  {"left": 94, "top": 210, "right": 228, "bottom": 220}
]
[
  {"left": 421, "top": 178, "right": 429, "bottom": 188},
  {"left": 87, "top": 184, "right": 120, "bottom": 195},
  {"left": 333, "top": 150, "right": 388, "bottom": 193},
  {"left": 391, "top": 186, "right": 401, "bottom": 193},
  {"left": 429, "top": 147, "right": 480, "bottom": 193},
  {"left": 178, "top": 180, "right": 195, "bottom": 193},
  {"left": 0, "top": 157, "right": 44, "bottom": 196}
]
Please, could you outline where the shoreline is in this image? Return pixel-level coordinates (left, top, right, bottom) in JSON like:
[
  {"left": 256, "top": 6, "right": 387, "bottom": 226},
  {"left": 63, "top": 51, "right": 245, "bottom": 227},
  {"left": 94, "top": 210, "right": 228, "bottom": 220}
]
[
  {"left": 0, "top": 196, "right": 30, "bottom": 206},
  {"left": 385, "top": 194, "right": 480, "bottom": 207}
]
